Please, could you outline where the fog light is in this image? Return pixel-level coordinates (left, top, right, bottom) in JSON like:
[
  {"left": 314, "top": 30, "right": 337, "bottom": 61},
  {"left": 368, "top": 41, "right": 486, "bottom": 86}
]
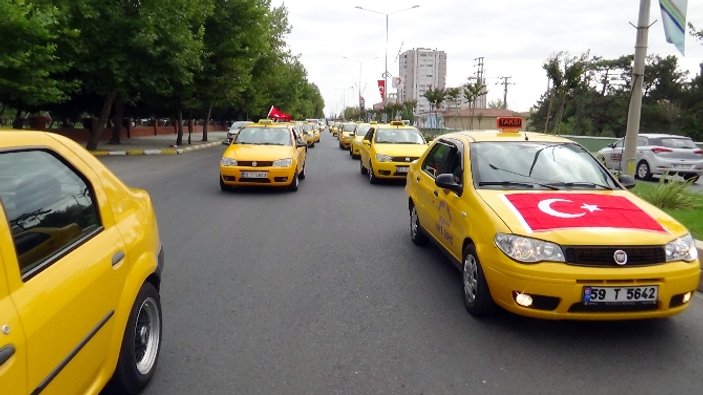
[
  {"left": 683, "top": 292, "right": 692, "bottom": 304},
  {"left": 515, "top": 292, "right": 533, "bottom": 307}
]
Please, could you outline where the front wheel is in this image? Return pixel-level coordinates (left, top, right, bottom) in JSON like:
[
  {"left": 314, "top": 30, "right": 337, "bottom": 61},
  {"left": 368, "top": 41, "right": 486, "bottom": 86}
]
[
  {"left": 368, "top": 164, "right": 378, "bottom": 184},
  {"left": 409, "top": 204, "right": 428, "bottom": 246},
  {"left": 299, "top": 162, "right": 306, "bottom": 179},
  {"left": 360, "top": 159, "right": 368, "bottom": 175},
  {"left": 462, "top": 244, "right": 497, "bottom": 317},
  {"left": 106, "top": 282, "right": 162, "bottom": 394},
  {"left": 219, "top": 176, "right": 231, "bottom": 192},
  {"left": 289, "top": 174, "right": 299, "bottom": 191}
]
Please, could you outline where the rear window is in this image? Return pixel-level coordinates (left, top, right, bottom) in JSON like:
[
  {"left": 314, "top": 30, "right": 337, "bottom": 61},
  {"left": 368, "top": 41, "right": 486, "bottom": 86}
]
[{"left": 650, "top": 137, "right": 697, "bottom": 149}]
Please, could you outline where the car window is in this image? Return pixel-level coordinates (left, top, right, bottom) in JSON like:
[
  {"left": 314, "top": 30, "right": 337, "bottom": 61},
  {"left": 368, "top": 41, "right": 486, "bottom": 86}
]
[
  {"left": 422, "top": 141, "right": 454, "bottom": 178},
  {"left": 652, "top": 137, "right": 697, "bottom": 149},
  {"left": 363, "top": 127, "right": 375, "bottom": 141},
  {"left": 375, "top": 128, "right": 425, "bottom": 144},
  {"left": 0, "top": 150, "right": 102, "bottom": 279}
]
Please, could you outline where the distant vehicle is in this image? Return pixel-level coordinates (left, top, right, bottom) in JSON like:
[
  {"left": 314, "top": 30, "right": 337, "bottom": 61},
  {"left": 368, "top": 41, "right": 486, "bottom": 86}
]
[
  {"left": 0, "top": 131, "right": 164, "bottom": 394},
  {"left": 359, "top": 121, "right": 428, "bottom": 183},
  {"left": 223, "top": 121, "right": 254, "bottom": 145},
  {"left": 596, "top": 133, "right": 703, "bottom": 183}
]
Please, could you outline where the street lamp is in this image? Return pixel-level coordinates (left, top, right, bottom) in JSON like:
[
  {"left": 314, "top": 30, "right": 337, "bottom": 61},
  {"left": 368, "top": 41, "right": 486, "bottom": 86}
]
[
  {"left": 343, "top": 56, "right": 378, "bottom": 111},
  {"left": 355, "top": 4, "right": 419, "bottom": 105}
]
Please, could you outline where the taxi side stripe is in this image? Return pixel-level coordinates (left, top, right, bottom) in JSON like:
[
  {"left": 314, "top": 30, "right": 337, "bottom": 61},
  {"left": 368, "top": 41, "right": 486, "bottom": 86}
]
[{"left": 31, "top": 310, "right": 114, "bottom": 395}]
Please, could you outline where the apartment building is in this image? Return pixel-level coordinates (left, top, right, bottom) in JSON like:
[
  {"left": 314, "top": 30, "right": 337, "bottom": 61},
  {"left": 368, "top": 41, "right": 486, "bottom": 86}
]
[{"left": 398, "top": 48, "right": 447, "bottom": 115}]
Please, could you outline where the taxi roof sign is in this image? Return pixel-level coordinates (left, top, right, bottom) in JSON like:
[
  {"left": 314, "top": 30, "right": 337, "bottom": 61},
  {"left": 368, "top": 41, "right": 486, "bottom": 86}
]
[
  {"left": 496, "top": 117, "right": 523, "bottom": 132},
  {"left": 389, "top": 120, "right": 405, "bottom": 126}
]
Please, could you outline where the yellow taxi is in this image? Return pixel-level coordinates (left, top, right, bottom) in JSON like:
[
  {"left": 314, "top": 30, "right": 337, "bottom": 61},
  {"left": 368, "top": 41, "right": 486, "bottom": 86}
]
[
  {"left": 405, "top": 117, "right": 700, "bottom": 320},
  {"left": 220, "top": 119, "right": 307, "bottom": 191},
  {"left": 359, "top": 121, "right": 428, "bottom": 183},
  {"left": 349, "top": 122, "right": 377, "bottom": 159},
  {"left": 0, "top": 131, "right": 164, "bottom": 394},
  {"left": 301, "top": 124, "right": 316, "bottom": 148},
  {"left": 331, "top": 122, "right": 340, "bottom": 137},
  {"left": 337, "top": 122, "right": 356, "bottom": 150}
]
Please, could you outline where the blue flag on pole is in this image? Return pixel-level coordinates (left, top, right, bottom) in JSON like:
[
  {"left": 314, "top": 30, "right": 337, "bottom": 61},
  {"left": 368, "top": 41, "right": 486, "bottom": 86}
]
[{"left": 659, "top": 0, "right": 687, "bottom": 55}]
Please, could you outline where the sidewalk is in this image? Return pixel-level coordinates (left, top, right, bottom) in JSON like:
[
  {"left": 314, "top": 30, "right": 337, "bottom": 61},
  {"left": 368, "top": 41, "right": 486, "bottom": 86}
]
[{"left": 89, "top": 131, "right": 228, "bottom": 156}]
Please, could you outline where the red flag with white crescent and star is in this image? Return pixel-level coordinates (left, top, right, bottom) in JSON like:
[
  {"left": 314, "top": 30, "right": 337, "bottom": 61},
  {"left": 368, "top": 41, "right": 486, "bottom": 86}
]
[{"left": 503, "top": 193, "right": 666, "bottom": 233}]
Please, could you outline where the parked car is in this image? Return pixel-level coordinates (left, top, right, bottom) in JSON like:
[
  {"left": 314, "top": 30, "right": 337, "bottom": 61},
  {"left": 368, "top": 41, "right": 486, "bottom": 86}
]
[
  {"left": 596, "top": 133, "right": 703, "bottom": 183},
  {"left": 405, "top": 118, "right": 700, "bottom": 320},
  {"left": 223, "top": 121, "right": 254, "bottom": 145},
  {"left": 0, "top": 131, "right": 164, "bottom": 394}
]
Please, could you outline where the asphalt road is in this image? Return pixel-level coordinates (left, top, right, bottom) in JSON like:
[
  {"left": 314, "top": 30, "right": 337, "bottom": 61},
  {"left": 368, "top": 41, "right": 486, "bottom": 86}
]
[{"left": 100, "top": 134, "right": 703, "bottom": 395}]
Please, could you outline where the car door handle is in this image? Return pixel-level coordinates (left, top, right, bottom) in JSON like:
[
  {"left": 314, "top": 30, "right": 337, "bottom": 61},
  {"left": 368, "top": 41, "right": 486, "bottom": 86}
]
[
  {"left": 0, "top": 345, "right": 15, "bottom": 366},
  {"left": 416, "top": 176, "right": 420, "bottom": 182},
  {"left": 112, "top": 251, "right": 125, "bottom": 266},
  {"left": 433, "top": 190, "right": 439, "bottom": 197}
]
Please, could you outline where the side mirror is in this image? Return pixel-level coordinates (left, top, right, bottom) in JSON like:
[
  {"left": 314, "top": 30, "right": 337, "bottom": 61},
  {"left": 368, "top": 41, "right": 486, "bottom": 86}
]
[
  {"left": 362, "top": 140, "right": 371, "bottom": 146},
  {"left": 296, "top": 140, "right": 307, "bottom": 147},
  {"left": 618, "top": 174, "right": 636, "bottom": 189},
  {"left": 435, "top": 173, "right": 463, "bottom": 196}
]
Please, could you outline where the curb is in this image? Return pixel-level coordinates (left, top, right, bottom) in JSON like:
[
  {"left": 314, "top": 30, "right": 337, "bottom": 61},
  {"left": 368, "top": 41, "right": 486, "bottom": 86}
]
[{"left": 90, "top": 140, "right": 222, "bottom": 156}]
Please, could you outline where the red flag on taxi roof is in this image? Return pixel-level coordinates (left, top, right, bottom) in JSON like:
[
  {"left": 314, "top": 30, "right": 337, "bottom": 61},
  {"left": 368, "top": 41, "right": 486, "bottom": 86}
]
[
  {"left": 503, "top": 193, "right": 666, "bottom": 233},
  {"left": 267, "top": 105, "right": 292, "bottom": 121}
]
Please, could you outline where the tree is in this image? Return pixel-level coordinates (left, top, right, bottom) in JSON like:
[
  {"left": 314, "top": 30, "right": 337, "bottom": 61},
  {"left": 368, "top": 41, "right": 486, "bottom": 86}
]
[
  {"left": 488, "top": 99, "right": 504, "bottom": 109},
  {"left": 422, "top": 87, "right": 446, "bottom": 128},
  {"left": 0, "top": 1, "right": 74, "bottom": 128},
  {"left": 462, "top": 80, "right": 486, "bottom": 129}
]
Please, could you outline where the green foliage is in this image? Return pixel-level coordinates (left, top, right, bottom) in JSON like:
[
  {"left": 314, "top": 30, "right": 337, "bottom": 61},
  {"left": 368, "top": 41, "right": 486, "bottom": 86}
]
[{"left": 632, "top": 178, "right": 699, "bottom": 210}]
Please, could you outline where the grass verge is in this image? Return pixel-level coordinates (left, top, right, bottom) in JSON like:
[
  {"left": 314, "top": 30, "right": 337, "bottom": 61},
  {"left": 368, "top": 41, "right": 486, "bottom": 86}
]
[{"left": 631, "top": 180, "right": 703, "bottom": 240}]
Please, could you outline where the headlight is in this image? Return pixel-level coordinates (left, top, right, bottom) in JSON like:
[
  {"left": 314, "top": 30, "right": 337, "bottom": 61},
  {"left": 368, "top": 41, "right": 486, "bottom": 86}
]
[
  {"left": 375, "top": 154, "right": 393, "bottom": 162},
  {"left": 220, "top": 157, "right": 237, "bottom": 166},
  {"left": 665, "top": 234, "right": 698, "bottom": 262},
  {"left": 495, "top": 233, "right": 565, "bottom": 263},
  {"left": 273, "top": 158, "right": 293, "bottom": 167}
]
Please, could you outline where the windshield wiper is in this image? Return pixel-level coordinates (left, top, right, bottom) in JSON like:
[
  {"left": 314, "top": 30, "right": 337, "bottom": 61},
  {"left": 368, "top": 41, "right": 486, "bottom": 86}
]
[
  {"left": 478, "top": 181, "right": 560, "bottom": 190},
  {"left": 545, "top": 181, "right": 614, "bottom": 190}
]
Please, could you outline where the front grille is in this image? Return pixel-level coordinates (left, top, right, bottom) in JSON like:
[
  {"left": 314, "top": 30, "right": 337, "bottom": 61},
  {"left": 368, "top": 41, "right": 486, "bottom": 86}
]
[
  {"left": 569, "top": 302, "right": 658, "bottom": 313},
  {"left": 563, "top": 246, "right": 665, "bottom": 267},
  {"left": 239, "top": 178, "right": 270, "bottom": 183},
  {"left": 391, "top": 156, "right": 418, "bottom": 163},
  {"left": 238, "top": 161, "right": 273, "bottom": 167}
]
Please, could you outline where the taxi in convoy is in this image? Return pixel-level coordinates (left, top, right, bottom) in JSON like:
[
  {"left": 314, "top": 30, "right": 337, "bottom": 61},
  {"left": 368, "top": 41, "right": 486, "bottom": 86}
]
[
  {"left": 349, "top": 121, "right": 376, "bottom": 159},
  {"left": 219, "top": 119, "right": 308, "bottom": 191},
  {"left": 0, "top": 131, "right": 164, "bottom": 394},
  {"left": 359, "top": 121, "right": 428, "bottom": 183},
  {"left": 405, "top": 117, "right": 699, "bottom": 320}
]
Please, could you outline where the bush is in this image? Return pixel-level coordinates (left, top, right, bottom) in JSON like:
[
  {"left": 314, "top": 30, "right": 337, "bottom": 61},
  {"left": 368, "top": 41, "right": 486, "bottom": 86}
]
[{"left": 633, "top": 177, "right": 699, "bottom": 210}]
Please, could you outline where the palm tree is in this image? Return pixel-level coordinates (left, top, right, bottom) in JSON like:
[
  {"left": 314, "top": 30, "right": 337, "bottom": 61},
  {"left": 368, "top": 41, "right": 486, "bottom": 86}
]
[
  {"left": 422, "top": 87, "right": 446, "bottom": 128},
  {"left": 445, "top": 87, "right": 462, "bottom": 129},
  {"left": 463, "top": 81, "right": 486, "bottom": 130}
]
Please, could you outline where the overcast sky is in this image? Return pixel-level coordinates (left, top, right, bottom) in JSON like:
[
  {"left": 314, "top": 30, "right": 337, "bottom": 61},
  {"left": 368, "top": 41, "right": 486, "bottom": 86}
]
[{"left": 274, "top": 0, "right": 703, "bottom": 116}]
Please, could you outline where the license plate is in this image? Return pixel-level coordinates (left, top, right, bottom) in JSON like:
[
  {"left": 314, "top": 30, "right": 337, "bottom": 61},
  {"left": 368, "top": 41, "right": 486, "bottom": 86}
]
[
  {"left": 583, "top": 285, "right": 658, "bottom": 305},
  {"left": 241, "top": 171, "right": 268, "bottom": 178},
  {"left": 395, "top": 166, "right": 409, "bottom": 174}
]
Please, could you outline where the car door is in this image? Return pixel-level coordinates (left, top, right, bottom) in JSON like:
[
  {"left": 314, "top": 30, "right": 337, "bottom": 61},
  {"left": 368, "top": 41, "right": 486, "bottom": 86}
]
[
  {"left": 360, "top": 127, "right": 375, "bottom": 170},
  {"left": 414, "top": 140, "right": 454, "bottom": 242},
  {"left": 435, "top": 142, "right": 468, "bottom": 260},
  {"left": 605, "top": 138, "right": 624, "bottom": 170},
  {"left": 0, "top": 149, "right": 125, "bottom": 394},
  {"left": 0, "top": 204, "right": 28, "bottom": 394}
]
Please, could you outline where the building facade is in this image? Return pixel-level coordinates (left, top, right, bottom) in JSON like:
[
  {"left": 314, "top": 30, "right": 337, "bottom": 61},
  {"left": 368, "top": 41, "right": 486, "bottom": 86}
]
[{"left": 398, "top": 48, "right": 447, "bottom": 115}]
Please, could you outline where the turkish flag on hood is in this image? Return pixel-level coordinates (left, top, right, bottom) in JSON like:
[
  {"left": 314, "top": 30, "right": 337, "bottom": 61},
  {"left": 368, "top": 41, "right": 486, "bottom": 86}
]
[{"left": 503, "top": 193, "right": 666, "bottom": 233}]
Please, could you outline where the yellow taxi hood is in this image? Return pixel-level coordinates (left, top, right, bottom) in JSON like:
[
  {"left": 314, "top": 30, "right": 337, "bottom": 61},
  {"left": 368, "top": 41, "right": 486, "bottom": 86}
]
[
  {"left": 475, "top": 189, "right": 688, "bottom": 245},
  {"left": 374, "top": 144, "right": 427, "bottom": 157},
  {"left": 223, "top": 144, "right": 294, "bottom": 161}
]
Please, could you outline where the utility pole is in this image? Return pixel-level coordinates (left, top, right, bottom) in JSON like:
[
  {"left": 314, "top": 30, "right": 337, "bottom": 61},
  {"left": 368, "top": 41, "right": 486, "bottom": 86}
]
[
  {"left": 497, "top": 76, "right": 513, "bottom": 109},
  {"left": 623, "top": 0, "right": 651, "bottom": 177}
]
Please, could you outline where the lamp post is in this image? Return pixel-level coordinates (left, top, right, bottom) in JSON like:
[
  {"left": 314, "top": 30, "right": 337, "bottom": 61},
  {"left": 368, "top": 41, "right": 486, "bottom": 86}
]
[
  {"left": 355, "top": 5, "right": 419, "bottom": 105},
  {"left": 343, "top": 56, "right": 378, "bottom": 111}
]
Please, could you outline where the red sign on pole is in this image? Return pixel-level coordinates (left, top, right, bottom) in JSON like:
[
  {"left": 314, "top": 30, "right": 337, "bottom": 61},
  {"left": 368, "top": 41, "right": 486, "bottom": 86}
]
[{"left": 377, "top": 80, "right": 386, "bottom": 101}]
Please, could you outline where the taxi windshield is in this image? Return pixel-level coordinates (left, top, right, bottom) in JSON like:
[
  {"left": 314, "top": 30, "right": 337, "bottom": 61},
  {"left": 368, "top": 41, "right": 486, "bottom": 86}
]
[
  {"left": 343, "top": 123, "right": 356, "bottom": 133},
  {"left": 234, "top": 127, "right": 292, "bottom": 146},
  {"left": 471, "top": 141, "right": 620, "bottom": 189},
  {"left": 355, "top": 125, "right": 372, "bottom": 136},
  {"left": 375, "top": 128, "right": 425, "bottom": 144}
]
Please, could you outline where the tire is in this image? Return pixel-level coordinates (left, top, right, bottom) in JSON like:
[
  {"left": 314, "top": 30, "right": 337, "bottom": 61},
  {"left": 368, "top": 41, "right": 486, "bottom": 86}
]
[
  {"left": 219, "top": 177, "right": 231, "bottom": 192},
  {"left": 683, "top": 174, "right": 699, "bottom": 183},
  {"left": 368, "top": 164, "right": 378, "bottom": 184},
  {"left": 289, "top": 173, "right": 299, "bottom": 191},
  {"left": 461, "top": 244, "right": 497, "bottom": 317},
  {"left": 106, "top": 282, "right": 162, "bottom": 394},
  {"left": 360, "top": 159, "right": 368, "bottom": 175},
  {"left": 409, "top": 204, "right": 428, "bottom": 246},
  {"left": 299, "top": 162, "right": 306, "bottom": 179},
  {"left": 636, "top": 160, "right": 652, "bottom": 181}
]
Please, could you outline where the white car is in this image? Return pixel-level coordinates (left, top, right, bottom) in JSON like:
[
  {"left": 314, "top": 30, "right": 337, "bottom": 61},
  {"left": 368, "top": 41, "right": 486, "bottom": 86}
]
[
  {"left": 596, "top": 133, "right": 703, "bottom": 183},
  {"left": 223, "top": 121, "right": 254, "bottom": 144}
]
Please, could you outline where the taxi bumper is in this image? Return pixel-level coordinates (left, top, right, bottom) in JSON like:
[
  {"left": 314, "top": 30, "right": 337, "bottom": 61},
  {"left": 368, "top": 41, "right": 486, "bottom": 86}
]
[
  {"left": 372, "top": 160, "right": 412, "bottom": 179},
  {"left": 480, "top": 245, "right": 700, "bottom": 320},
  {"left": 220, "top": 165, "right": 297, "bottom": 187}
]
